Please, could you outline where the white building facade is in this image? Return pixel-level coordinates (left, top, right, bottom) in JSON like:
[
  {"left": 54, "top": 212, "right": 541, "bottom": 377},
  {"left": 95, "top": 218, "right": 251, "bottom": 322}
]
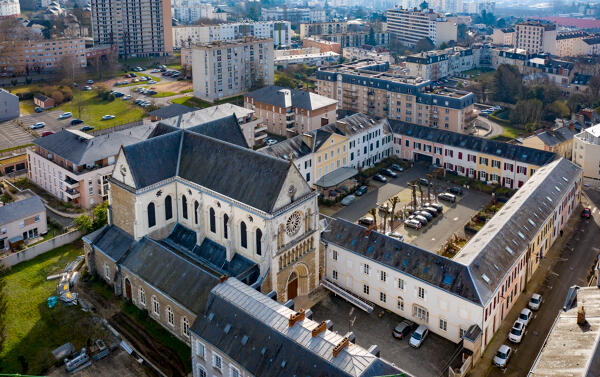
[
  {"left": 173, "top": 21, "right": 291, "bottom": 49},
  {"left": 573, "top": 123, "right": 600, "bottom": 181}
]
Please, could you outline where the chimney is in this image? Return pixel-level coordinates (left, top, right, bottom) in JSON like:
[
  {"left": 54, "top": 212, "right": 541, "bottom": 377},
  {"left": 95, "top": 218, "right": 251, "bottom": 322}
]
[
  {"left": 333, "top": 337, "right": 350, "bottom": 357},
  {"left": 569, "top": 122, "right": 574, "bottom": 131},
  {"left": 578, "top": 303, "right": 586, "bottom": 325},
  {"left": 219, "top": 275, "right": 228, "bottom": 283},
  {"left": 288, "top": 309, "right": 305, "bottom": 327},
  {"left": 312, "top": 321, "right": 327, "bottom": 337},
  {"left": 301, "top": 133, "right": 314, "bottom": 148},
  {"left": 278, "top": 89, "right": 292, "bottom": 109}
]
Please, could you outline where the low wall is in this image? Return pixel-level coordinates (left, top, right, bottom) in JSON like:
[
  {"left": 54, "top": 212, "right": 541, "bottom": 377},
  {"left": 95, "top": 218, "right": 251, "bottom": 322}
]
[{"left": 1, "top": 230, "right": 82, "bottom": 268}]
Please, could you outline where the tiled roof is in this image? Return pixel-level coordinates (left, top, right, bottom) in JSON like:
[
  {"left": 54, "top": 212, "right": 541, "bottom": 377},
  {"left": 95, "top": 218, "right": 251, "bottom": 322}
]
[
  {"left": 389, "top": 121, "right": 557, "bottom": 167},
  {"left": 84, "top": 225, "right": 136, "bottom": 263},
  {"left": 191, "top": 278, "right": 404, "bottom": 377},
  {"left": 535, "top": 126, "right": 578, "bottom": 147},
  {"left": 455, "top": 158, "right": 582, "bottom": 304},
  {"left": 122, "top": 129, "right": 295, "bottom": 213},
  {"left": 321, "top": 217, "right": 481, "bottom": 304},
  {"left": 0, "top": 196, "right": 45, "bottom": 226},
  {"left": 34, "top": 125, "right": 155, "bottom": 166},
  {"left": 245, "top": 85, "right": 337, "bottom": 110},
  {"left": 159, "top": 103, "right": 253, "bottom": 130}
]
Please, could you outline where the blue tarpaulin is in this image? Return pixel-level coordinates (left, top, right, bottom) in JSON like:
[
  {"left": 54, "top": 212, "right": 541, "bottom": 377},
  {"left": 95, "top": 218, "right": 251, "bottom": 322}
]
[{"left": 47, "top": 296, "right": 58, "bottom": 308}]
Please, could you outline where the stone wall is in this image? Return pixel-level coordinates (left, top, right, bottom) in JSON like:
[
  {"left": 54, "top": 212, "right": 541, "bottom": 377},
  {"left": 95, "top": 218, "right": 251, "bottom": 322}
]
[
  {"left": 0, "top": 230, "right": 82, "bottom": 268},
  {"left": 110, "top": 183, "right": 136, "bottom": 237}
]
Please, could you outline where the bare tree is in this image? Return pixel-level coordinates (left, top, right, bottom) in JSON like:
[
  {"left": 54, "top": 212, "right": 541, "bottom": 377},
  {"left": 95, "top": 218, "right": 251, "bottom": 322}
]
[
  {"left": 369, "top": 208, "right": 378, "bottom": 230},
  {"left": 55, "top": 55, "right": 84, "bottom": 82},
  {"left": 388, "top": 196, "right": 400, "bottom": 230}
]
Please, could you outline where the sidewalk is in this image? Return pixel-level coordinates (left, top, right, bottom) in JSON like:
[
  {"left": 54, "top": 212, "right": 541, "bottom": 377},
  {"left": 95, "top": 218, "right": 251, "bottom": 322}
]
[{"left": 468, "top": 201, "right": 584, "bottom": 377}]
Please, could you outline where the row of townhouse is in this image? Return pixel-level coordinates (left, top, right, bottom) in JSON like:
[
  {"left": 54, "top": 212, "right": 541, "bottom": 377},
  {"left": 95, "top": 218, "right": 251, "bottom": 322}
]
[
  {"left": 403, "top": 46, "right": 480, "bottom": 82},
  {"left": 260, "top": 113, "right": 393, "bottom": 187},
  {"left": 321, "top": 156, "right": 582, "bottom": 360},
  {"left": 389, "top": 121, "right": 557, "bottom": 189},
  {"left": 316, "top": 60, "right": 477, "bottom": 135}
]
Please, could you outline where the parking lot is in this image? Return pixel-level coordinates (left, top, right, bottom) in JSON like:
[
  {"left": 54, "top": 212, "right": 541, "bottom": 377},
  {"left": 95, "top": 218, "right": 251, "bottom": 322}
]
[
  {"left": 311, "top": 294, "right": 459, "bottom": 377},
  {"left": 0, "top": 119, "right": 34, "bottom": 150},
  {"left": 332, "top": 165, "right": 491, "bottom": 253}
]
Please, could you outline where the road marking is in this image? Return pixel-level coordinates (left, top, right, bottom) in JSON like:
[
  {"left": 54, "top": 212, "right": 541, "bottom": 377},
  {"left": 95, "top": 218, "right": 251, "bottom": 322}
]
[
  {"left": 431, "top": 238, "right": 436, "bottom": 241},
  {"left": 453, "top": 217, "right": 459, "bottom": 221}
]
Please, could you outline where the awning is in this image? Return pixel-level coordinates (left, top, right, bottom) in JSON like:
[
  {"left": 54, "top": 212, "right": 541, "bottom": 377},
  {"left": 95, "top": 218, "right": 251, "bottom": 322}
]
[{"left": 314, "top": 167, "right": 358, "bottom": 189}]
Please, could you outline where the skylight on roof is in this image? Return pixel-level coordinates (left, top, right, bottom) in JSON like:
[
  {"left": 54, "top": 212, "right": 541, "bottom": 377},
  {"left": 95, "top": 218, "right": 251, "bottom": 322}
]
[
  {"left": 482, "top": 274, "right": 491, "bottom": 284},
  {"left": 505, "top": 246, "right": 514, "bottom": 255},
  {"left": 518, "top": 231, "right": 526, "bottom": 239},
  {"left": 493, "top": 264, "right": 500, "bottom": 271},
  {"left": 562, "top": 177, "right": 568, "bottom": 182},
  {"left": 528, "top": 218, "right": 535, "bottom": 226},
  {"left": 546, "top": 196, "right": 553, "bottom": 202},
  {"left": 443, "top": 274, "right": 454, "bottom": 285},
  {"left": 555, "top": 186, "right": 561, "bottom": 192}
]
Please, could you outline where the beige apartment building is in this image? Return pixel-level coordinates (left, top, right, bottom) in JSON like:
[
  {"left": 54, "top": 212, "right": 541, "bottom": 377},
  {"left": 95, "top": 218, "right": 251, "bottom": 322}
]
[
  {"left": 515, "top": 20, "right": 557, "bottom": 54},
  {"left": 0, "top": 38, "right": 85, "bottom": 75},
  {"left": 191, "top": 38, "right": 274, "bottom": 102},
  {"left": 555, "top": 31, "right": 589, "bottom": 57},
  {"left": 90, "top": 0, "right": 172, "bottom": 58},
  {"left": 316, "top": 60, "right": 476, "bottom": 134},
  {"left": 491, "top": 27, "right": 515, "bottom": 46},
  {"left": 244, "top": 86, "right": 337, "bottom": 137},
  {"left": 385, "top": 7, "right": 457, "bottom": 47},
  {"left": 27, "top": 127, "right": 154, "bottom": 209},
  {"left": 299, "top": 21, "right": 348, "bottom": 39}
]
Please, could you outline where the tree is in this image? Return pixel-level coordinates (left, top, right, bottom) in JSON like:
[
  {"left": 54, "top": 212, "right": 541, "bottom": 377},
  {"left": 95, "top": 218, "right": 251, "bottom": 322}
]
[
  {"left": 49, "top": 90, "right": 64, "bottom": 105},
  {"left": 388, "top": 196, "right": 400, "bottom": 229},
  {"left": 0, "top": 265, "right": 6, "bottom": 355},
  {"left": 493, "top": 64, "right": 524, "bottom": 103},
  {"left": 369, "top": 208, "right": 378, "bottom": 230},
  {"left": 74, "top": 214, "right": 92, "bottom": 233},
  {"left": 420, "top": 1, "right": 428, "bottom": 10},
  {"left": 588, "top": 74, "right": 600, "bottom": 97},
  {"left": 92, "top": 201, "right": 108, "bottom": 230},
  {"left": 510, "top": 98, "right": 543, "bottom": 125},
  {"left": 567, "top": 93, "right": 591, "bottom": 113},
  {"left": 368, "top": 27, "right": 376, "bottom": 46},
  {"left": 439, "top": 42, "right": 449, "bottom": 50},
  {"left": 415, "top": 37, "right": 435, "bottom": 53},
  {"left": 544, "top": 100, "right": 570, "bottom": 121}
]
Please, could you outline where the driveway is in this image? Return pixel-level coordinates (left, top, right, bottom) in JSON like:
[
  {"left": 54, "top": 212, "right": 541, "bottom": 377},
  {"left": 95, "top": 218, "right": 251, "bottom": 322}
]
[
  {"left": 311, "top": 294, "right": 460, "bottom": 377},
  {"left": 473, "top": 116, "right": 504, "bottom": 139}
]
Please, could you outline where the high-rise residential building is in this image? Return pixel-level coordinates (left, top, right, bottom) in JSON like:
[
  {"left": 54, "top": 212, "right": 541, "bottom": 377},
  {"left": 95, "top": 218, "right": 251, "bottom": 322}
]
[
  {"left": 491, "top": 27, "right": 515, "bottom": 46},
  {"left": 191, "top": 38, "right": 274, "bottom": 102},
  {"left": 261, "top": 7, "right": 326, "bottom": 23},
  {"left": 0, "top": 0, "right": 20, "bottom": 18},
  {"left": 515, "top": 20, "right": 557, "bottom": 54},
  {"left": 0, "top": 38, "right": 86, "bottom": 76},
  {"left": 573, "top": 123, "right": 600, "bottom": 181},
  {"left": 385, "top": 7, "right": 457, "bottom": 47},
  {"left": 90, "top": 0, "right": 172, "bottom": 58},
  {"left": 316, "top": 60, "right": 476, "bottom": 134},
  {"left": 299, "top": 21, "right": 348, "bottom": 39},
  {"left": 172, "top": 21, "right": 291, "bottom": 49},
  {"left": 172, "top": 1, "right": 227, "bottom": 24}
]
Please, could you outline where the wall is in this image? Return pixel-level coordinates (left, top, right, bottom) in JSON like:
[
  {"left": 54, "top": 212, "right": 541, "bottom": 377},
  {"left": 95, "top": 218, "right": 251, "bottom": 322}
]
[{"left": 0, "top": 230, "right": 81, "bottom": 268}]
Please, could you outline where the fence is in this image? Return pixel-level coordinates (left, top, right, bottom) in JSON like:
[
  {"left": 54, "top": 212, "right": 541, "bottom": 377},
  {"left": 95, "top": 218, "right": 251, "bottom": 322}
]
[
  {"left": 90, "top": 120, "right": 145, "bottom": 136},
  {"left": 0, "top": 230, "right": 82, "bottom": 268}
]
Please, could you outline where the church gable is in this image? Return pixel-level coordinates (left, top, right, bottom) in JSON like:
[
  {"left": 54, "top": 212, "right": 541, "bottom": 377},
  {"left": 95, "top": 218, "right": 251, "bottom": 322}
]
[
  {"left": 112, "top": 149, "right": 136, "bottom": 188},
  {"left": 272, "top": 164, "right": 313, "bottom": 211}
]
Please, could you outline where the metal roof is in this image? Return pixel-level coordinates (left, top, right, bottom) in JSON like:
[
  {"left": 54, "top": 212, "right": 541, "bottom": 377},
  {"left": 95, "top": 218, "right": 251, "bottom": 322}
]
[
  {"left": 245, "top": 85, "right": 337, "bottom": 110},
  {"left": 314, "top": 167, "right": 358, "bottom": 188},
  {"left": 0, "top": 196, "right": 45, "bottom": 226},
  {"left": 191, "top": 278, "right": 404, "bottom": 377}
]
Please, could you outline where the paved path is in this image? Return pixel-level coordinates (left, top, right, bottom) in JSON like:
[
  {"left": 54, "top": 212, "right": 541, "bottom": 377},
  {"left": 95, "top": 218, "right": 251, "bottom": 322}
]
[
  {"left": 471, "top": 192, "right": 600, "bottom": 377},
  {"left": 475, "top": 116, "right": 504, "bottom": 139}
]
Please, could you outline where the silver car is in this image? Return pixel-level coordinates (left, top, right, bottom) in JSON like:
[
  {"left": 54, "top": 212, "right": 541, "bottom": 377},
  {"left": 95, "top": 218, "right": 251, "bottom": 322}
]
[{"left": 409, "top": 325, "right": 429, "bottom": 348}]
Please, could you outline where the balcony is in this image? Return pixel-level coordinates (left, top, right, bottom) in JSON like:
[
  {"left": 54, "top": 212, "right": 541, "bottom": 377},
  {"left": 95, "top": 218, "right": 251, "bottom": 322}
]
[
  {"left": 367, "top": 90, "right": 375, "bottom": 96},
  {"left": 65, "top": 188, "right": 80, "bottom": 199},
  {"left": 254, "top": 124, "right": 267, "bottom": 133},
  {"left": 64, "top": 176, "right": 79, "bottom": 189},
  {"left": 286, "top": 122, "right": 296, "bottom": 129}
]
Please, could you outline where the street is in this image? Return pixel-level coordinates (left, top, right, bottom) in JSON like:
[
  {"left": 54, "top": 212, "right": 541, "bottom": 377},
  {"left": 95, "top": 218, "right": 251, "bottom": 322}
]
[{"left": 482, "top": 189, "right": 600, "bottom": 377}]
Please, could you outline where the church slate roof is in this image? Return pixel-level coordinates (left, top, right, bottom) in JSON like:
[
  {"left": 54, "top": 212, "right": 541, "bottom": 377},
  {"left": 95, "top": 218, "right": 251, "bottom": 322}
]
[
  {"left": 389, "top": 120, "right": 557, "bottom": 167},
  {"left": 245, "top": 85, "right": 337, "bottom": 110},
  {"left": 321, "top": 217, "right": 481, "bottom": 304},
  {"left": 186, "top": 115, "right": 249, "bottom": 148},
  {"left": 122, "top": 129, "right": 293, "bottom": 213},
  {"left": 121, "top": 236, "right": 220, "bottom": 315},
  {"left": 191, "top": 278, "right": 404, "bottom": 377},
  {"left": 83, "top": 225, "right": 136, "bottom": 263}
]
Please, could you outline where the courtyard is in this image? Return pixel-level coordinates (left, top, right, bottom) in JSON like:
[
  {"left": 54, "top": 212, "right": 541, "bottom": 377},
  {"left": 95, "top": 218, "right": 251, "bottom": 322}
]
[{"left": 330, "top": 165, "right": 492, "bottom": 254}]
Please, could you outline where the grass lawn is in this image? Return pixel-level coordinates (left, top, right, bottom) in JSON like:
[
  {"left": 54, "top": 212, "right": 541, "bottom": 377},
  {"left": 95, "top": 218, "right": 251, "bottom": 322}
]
[
  {"left": 57, "top": 89, "right": 145, "bottom": 129},
  {"left": 172, "top": 95, "right": 244, "bottom": 109},
  {"left": 0, "top": 241, "right": 108, "bottom": 375},
  {"left": 19, "top": 99, "right": 36, "bottom": 115},
  {"left": 500, "top": 125, "right": 528, "bottom": 139},
  {"left": 151, "top": 91, "right": 178, "bottom": 98},
  {"left": 166, "top": 64, "right": 182, "bottom": 70},
  {"left": 26, "top": 221, "right": 64, "bottom": 248},
  {"left": 0, "top": 143, "right": 33, "bottom": 154}
]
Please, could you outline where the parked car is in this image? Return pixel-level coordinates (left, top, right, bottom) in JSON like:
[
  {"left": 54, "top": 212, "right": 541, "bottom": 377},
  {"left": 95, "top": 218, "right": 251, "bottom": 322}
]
[
  {"left": 421, "top": 207, "right": 438, "bottom": 217},
  {"left": 438, "top": 192, "right": 457, "bottom": 203},
  {"left": 409, "top": 325, "right": 429, "bottom": 348},
  {"left": 528, "top": 294, "right": 543, "bottom": 311},
  {"left": 59, "top": 112, "right": 72, "bottom": 119},
  {"left": 41, "top": 131, "right": 54, "bottom": 137},
  {"left": 373, "top": 174, "right": 387, "bottom": 183},
  {"left": 392, "top": 320, "right": 415, "bottom": 339},
  {"left": 101, "top": 115, "right": 115, "bottom": 120},
  {"left": 129, "top": 72, "right": 137, "bottom": 77},
  {"left": 355, "top": 186, "right": 368, "bottom": 196},
  {"left": 518, "top": 308, "right": 533, "bottom": 326},
  {"left": 424, "top": 202, "right": 443, "bottom": 213},
  {"left": 386, "top": 231, "right": 404, "bottom": 241},
  {"left": 419, "top": 178, "right": 431, "bottom": 186},
  {"left": 410, "top": 214, "right": 428, "bottom": 225},
  {"left": 30, "top": 122, "right": 45, "bottom": 129},
  {"left": 265, "top": 138, "right": 277, "bottom": 146},
  {"left": 83, "top": 85, "right": 92, "bottom": 91},
  {"left": 148, "top": 80, "right": 157, "bottom": 84},
  {"left": 81, "top": 126, "right": 94, "bottom": 132},
  {"left": 358, "top": 216, "right": 375, "bottom": 226},
  {"left": 87, "top": 79, "right": 94, "bottom": 84},
  {"left": 70, "top": 119, "right": 83, "bottom": 125},
  {"left": 34, "top": 106, "right": 43, "bottom": 112},
  {"left": 508, "top": 320, "right": 526, "bottom": 343},
  {"left": 582, "top": 208, "right": 592, "bottom": 219},
  {"left": 123, "top": 95, "right": 132, "bottom": 100},
  {"left": 415, "top": 210, "right": 432, "bottom": 221},
  {"left": 493, "top": 345, "right": 512, "bottom": 368},
  {"left": 404, "top": 219, "right": 422, "bottom": 229},
  {"left": 341, "top": 195, "right": 356, "bottom": 206},
  {"left": 391, "top": 164, "right": 404, "bottom": 172},
  {"left": 448, "top": 186, "right": 464, "bottom": 195},
  {"left": 113, "top": 92, "right": 124, "bottom": 97},
  {"left": 380, "top": 168, "right": 397, "bottom": 178}
]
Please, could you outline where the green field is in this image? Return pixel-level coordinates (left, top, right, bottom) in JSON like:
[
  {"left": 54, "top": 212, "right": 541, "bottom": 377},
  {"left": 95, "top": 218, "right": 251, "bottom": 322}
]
[
  {"left": 57, "top": 89, "right": 145, "bottom": 129},
  {"left": 0, "top": 242, "right": 108, "bottom": 375}
]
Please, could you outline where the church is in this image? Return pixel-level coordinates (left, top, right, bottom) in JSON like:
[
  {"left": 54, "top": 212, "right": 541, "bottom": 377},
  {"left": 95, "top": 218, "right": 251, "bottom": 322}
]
[{"left": 83, "top": 123, "right": 322, "bottom": 344}]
